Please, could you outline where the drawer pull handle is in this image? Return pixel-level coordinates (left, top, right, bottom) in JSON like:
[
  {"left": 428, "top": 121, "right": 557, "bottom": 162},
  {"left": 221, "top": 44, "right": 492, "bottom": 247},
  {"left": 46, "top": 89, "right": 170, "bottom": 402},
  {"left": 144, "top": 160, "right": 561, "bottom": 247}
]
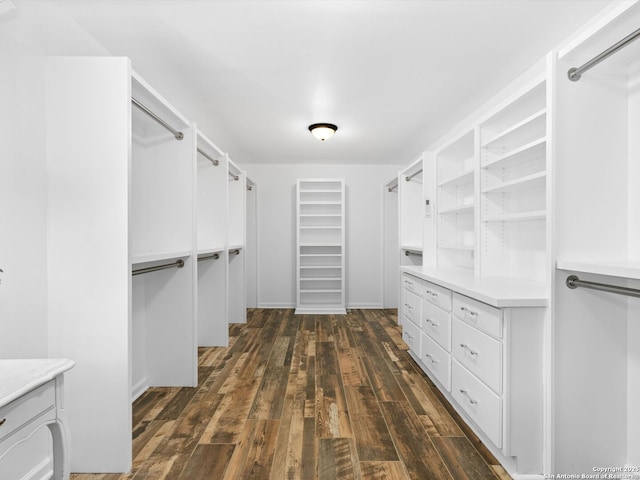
[
  {"left": 0, "top": 418, "right": 5, "bottom": 427},
  {"left": 426, "top": 290, "right": 439, "bottom": 297},
  {"left": 404, "top": 303, "right": 413, "bottom": 310},
  {"left": 460, "top": 343, "right": 478, "bottom": 356},
  {"left": 405, "top": 280, "right": 413, "bottom": 286},
  {"left": 424, "top": 353, "right": 439, "bottom": 364},
  {"left": 459, "top": 389, "right": 478, "bottom": 405},
  {"left": 460, "top": 307, "right": 478, "bottom": 317},
  {"left": 404, "top": 332, "right": 413, "bottom": 340},
  {"left": 425, "top": 318, "right": 440, "bottom": 327}
]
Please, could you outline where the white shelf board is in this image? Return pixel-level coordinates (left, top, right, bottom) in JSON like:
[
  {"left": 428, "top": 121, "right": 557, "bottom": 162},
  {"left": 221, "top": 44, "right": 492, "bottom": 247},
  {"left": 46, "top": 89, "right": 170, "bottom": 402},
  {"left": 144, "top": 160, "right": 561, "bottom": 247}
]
[
  {"left": 300, "top": 189, "right": 341, "bottom": 193},
  {"left": 300, "top": 214, "right": 342, "bottom": 217},
  {"left": 482, "top": 108, "right": 546, "bottom": 148},
  {"left": 401, "top": 245, "right": 423, "bottom": 252},
  {"left": 299, "top": 201, "right": 341, "bottom": 205},
  {"left": 131, "top": 250, "right": 192, "bottom": 265},
  {"left": 300, "top": 226, "right": 342, "bottom": 229},
  {"left": 483, "top": 211, "right": 546, "bottom": 222},
  {"left": 438, "top": 244, "right": 475, "bottom": 251},
  {"left": 438, "top": 204, "right": 474, "bottom": 215},
  {"left": 299, "top": 254, "right": 342, "bottom": 257},
  {"left": 438, "top": 168, "right": 474, "bottom": 188},
  {"left": 197, "top": 246, "right": 225, "bottom": 255},
  {"left": 556, "top": 259, "right": 640, "bottom": 280},
  {"left": 300, "top": 277, "right": 341, "bottom": 281},
  {"left": 482, "top": 137, "right": 546, "bottom": 169},
  {"left": 300, "top": 265, "right": 342, "bottom": 268},
  {"left": 400, "top": 265, "right": 547, "bottom": 307},
  {"left": 227, "top": 244, "right": 244, "bottom": 250},
  {"left": 300, "top": 243, "right": 342, "bottom": 247},
  {"left": 300, "top": 289, "right": 342, "bottom": 293},
  {"left": 482, "top": 171, "right": 546, "bottom": 194}
]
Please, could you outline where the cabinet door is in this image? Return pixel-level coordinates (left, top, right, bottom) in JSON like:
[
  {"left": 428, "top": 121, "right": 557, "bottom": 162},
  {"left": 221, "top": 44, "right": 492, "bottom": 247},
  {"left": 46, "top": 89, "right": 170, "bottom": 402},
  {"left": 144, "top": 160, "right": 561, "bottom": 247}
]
[
  {"left": 422, "top": 300, "right": 452, "bottom": 351},
  {"left": 421, "top": 332, "right": 451, "bottom": 391},
  {"left": 452, "top": 318, "right": 502, "bottom": 394},
  {"left": 402, "top": 317, "right": 421, "bottom": 358},
  {"left": 452, "top": 360, "right": 502, "bottom": 448}
]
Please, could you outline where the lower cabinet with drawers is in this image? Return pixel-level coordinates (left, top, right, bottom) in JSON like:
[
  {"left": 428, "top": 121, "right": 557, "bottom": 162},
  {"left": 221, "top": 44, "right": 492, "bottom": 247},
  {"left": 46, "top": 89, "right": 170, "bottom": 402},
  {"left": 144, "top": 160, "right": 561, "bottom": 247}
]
[{"left": 399, "top": 269, "right": 547, "bottom": 478}]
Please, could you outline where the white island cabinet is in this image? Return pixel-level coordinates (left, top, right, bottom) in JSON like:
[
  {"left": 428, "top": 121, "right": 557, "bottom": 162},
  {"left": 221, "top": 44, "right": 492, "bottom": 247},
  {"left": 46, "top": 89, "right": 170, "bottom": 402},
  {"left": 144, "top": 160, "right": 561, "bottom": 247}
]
[
  {"left": 400, "top": 266, "right": 546, "bottom": 477},
  {"left": 0, "top": 359, "right": 75, "bottom": 480}
]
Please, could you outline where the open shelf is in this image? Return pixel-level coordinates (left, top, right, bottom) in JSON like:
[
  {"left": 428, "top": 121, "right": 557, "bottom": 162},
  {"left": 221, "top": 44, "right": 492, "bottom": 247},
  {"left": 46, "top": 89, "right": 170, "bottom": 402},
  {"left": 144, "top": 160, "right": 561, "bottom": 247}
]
[
  {"left": 482, "top": 171, "right": 546, "bottom": 194},
  {"left": 483, "top": 211, "right": 546, "bottom": 222}
]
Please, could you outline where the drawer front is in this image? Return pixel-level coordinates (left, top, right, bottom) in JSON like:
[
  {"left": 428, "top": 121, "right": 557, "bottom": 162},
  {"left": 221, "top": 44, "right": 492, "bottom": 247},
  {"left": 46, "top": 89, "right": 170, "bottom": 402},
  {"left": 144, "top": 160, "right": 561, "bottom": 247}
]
[
  {"left": 452, "top": 318, "right": 502, "bottom": 394},
  {"left": 422, "top": 281, "right": 452, "bottom": 312},
  {"left": 421, "top": 332, "right": 451, "bottom": 391},
  {"left": 422, "top": 300, "right": 452, "bottom": 351},
  {"left": 0, "top": 382, "right": 55, "bottom": 442},
  {"left": 453, "top": 293, "right": 503, "bottom": 339},
  {"left": 402, "top": 317, "right": 421, "bottom": 358},
  {"left": 401, "top": 288, "right": 421, "bottom": 325},
  {"left": 401, "top": 274, "right": 421, "bottom": 296},
  {"left": 452, "top": 360, "right": 502, "bottom": 449}
]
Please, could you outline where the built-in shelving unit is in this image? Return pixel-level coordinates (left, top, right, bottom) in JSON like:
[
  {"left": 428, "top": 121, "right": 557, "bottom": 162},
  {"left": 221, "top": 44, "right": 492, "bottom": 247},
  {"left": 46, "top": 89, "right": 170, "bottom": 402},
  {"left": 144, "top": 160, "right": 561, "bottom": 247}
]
[
  {"left": 399, "top": 157, "right": 425, "bottom": 267},
  {"left": 46, "top": 57, "right": 198, "bottom": 472},
  {"left": 228, "top": 158, "right": 247, "bottom": 324},
  {"left": 435, "top": 129, "right": 476, "bottom": 270},
  {"left": 296, "top": 179, "right": 346, "bottom": 314},
  {"left": 553, "top": 2, "right": 640, "bottom": 473},
  {"left": 479, "top": 76, "right": 548, "bottom": 282},
  {"left": 196, "top": 131, "right": 228, "bottom": 346}
]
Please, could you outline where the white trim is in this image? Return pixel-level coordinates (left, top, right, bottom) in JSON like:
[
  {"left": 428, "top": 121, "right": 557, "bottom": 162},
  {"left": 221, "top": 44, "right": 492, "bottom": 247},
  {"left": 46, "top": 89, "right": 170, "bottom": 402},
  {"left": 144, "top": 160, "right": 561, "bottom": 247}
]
[
  {"left": 131, "top": 377, "right": 148, "bottom": 402},
  {"left": 22, "top": 457, "right": 51, "bottom": 480},
  {"left": 258, "top": 303, "right": 296, "bottom": 308}
]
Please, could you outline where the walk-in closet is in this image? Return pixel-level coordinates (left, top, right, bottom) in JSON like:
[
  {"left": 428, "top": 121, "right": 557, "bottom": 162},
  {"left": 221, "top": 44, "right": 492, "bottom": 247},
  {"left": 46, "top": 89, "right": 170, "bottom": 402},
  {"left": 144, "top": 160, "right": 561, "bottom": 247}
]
[{"left": 1, "top": 1, "right": 639, "bottom": 479}]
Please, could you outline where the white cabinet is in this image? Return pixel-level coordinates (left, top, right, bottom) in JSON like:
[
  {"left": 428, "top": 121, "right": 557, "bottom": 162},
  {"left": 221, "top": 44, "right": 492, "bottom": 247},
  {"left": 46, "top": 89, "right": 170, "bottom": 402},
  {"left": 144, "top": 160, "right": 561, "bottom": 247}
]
[
  {"left": 295, "top": 179, "right": 346, "bottom": 314},
  {"left": 401, "top": 270, "right": 545, "bottom": 476}
]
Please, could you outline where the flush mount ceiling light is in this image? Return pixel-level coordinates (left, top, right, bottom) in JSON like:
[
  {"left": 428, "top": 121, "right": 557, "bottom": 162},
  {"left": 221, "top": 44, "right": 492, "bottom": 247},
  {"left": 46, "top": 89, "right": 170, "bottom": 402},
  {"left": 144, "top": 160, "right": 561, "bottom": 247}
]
[{"left": 308, "top": 123, "right": 338, "bottom": 141}]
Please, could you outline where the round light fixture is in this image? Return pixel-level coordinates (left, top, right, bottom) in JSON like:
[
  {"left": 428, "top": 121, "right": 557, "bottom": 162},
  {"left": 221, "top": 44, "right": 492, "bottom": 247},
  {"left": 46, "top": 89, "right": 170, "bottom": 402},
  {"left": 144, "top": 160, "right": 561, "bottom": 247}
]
[{"left": 308, "top": 123, "right": 338, "bottom": 141}]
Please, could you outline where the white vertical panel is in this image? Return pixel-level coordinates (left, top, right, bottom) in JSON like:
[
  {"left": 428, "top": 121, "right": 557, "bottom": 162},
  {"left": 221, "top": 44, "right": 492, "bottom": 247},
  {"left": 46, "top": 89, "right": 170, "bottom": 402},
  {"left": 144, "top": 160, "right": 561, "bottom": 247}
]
[{"left": 46, "top": 57, "right": 132, "bottom": 472}]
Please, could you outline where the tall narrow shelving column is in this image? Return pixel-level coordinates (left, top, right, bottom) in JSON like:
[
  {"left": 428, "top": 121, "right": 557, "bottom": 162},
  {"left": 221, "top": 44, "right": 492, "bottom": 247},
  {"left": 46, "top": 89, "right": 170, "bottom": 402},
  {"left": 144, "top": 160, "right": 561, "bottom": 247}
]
[{"left": 296, "top": 179, "right": 346, "bottom": 314}]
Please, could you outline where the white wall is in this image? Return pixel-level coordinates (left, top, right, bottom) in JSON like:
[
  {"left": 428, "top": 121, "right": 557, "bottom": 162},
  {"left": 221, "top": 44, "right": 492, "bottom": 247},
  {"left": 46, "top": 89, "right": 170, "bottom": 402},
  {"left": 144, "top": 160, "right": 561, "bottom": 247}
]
[
  {"left": 0, "top": 1, "right": 108, "bottom": 478},
  {"left": 243, "top": 164, "right": 399, "bottom": 309}
]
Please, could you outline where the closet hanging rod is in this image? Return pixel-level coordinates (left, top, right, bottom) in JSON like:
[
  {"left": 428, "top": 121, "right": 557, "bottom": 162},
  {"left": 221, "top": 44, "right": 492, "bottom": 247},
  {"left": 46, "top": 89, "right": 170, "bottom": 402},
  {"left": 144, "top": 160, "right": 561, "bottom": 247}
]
[
  {"left": 198, "top": 253, "right": 220, "bottom": 261},
  {"left": 229, "top": 249, "right": 241, "bottom": 255},
  {"left": 228, "top": 172, "right": 239, "bottom": 181},
  {"left": 132, "top": 259, "right": 184, "bottom": 276},
  {"left": 247, "top": 185, "right": 253, "bottom": 191},
  {"left": 405, "top": 169, "right": 423, "bottom": 182},
  {"left": 132, "top": 98, "right": 184, "bottom": 140},
  {"left": 404, "top": 250, "right": 422, "bottom": 257},
  {"left": 387, "top": 183, "right": 398, "bottom": 192},
  {"left": 568, "top": 27, "right": 640, "bottom": 81},
  {"left": 566, "top": 275, "right": 640, "bottom": 298},
  {"left": 197, "top": 148, "right": 219, "bottom": 166}
]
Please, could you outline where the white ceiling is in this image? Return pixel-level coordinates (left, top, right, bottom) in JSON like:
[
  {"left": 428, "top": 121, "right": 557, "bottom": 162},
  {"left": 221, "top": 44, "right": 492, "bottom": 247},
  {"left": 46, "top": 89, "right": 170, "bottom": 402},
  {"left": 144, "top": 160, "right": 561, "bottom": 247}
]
[{"left": 57, "top": 0, "right": 611, "bottom": 165}]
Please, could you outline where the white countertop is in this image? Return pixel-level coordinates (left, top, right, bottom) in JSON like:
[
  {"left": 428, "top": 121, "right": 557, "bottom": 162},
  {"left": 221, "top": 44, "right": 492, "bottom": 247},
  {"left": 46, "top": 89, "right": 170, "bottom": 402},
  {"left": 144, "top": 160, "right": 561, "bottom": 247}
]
[
  {"left": 0, "top": 359, "right": 75, "bottom": 408},
  {"left": 401, "top": 266, "right": 548, "bottom": 308}
]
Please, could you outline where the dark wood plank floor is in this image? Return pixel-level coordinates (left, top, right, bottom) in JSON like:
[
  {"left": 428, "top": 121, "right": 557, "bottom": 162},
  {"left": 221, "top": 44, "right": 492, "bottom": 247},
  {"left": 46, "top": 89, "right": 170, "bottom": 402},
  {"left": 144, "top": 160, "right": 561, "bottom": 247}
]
[{"left": 72, "top": 309, "right": 511, "bottom": 480}]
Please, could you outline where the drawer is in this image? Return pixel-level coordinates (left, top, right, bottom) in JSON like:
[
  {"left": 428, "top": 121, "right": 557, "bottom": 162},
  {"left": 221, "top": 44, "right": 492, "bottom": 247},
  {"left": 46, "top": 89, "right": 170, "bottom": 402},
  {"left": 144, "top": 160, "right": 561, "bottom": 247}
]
[
  {"left": 401, "top": 274, "right": 421, "bottom": 296},
  {"left": 421, "top": 300, "right": 451, "bottom": 351},
  {"left": 452, "top": 318, "right": 502, "bottom": 394},
  {"left": 422, "top": 280, "right": 452, "bottom": 312},
  {"left": 401, "top": 288, "right": 421, "bottom": 325},
  {"left": 0, "top": 381, "right": 55, "bottom": 442},
  {"left": 452, "top": 360, "right": 502, "bottom": 448},
  {"left": 421, "top": 332, "right": 451, "bottom": 391},
  {"left": 453, "top": 293, "right": 503, "bottom": 339},
  {"left": 402, "top": 317, "right": 421, "bottom": 358}
]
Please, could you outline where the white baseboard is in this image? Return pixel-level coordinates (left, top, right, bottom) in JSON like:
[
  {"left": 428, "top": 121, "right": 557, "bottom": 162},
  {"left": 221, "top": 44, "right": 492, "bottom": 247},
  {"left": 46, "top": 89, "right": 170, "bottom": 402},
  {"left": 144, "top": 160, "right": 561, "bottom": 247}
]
[
  {"left": 131, "top": 376, "right": 148, "bottom": 402},
  {"left": 346, "top": 303, "right": 384, "bottom": 309},
  {"left": 257, "top": 303, "right": 295, "bottom": 308}
]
